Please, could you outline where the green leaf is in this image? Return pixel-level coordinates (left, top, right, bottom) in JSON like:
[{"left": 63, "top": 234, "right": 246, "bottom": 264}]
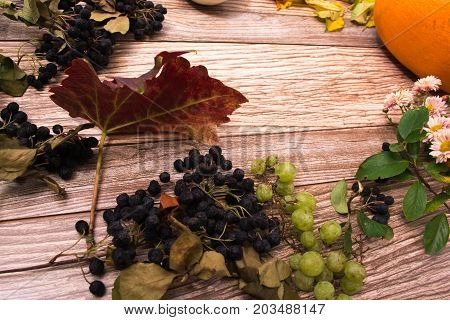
[
  {"left": 0, "top": 134, "right": 37, "bottom": 181},
  {"left": 424, "top": 162, "right": 450, "bottom": 184},
  {"left": 169, "top": 232, "right": 203, "bottom": 273},
  {"left": 111, "top": 263, "right": 177, "bottom": 300},
  {"left": 0, "top": 54, "right": 28, "bottom": 96},
  {"left": 425, "top": 192, "right": 450, "bottom": 214},
  {"left": 356, "top": 152, "right": 409, "bottom": 181},
  {"left": 343, "top": 223, "right": 352, "bottom": 254},
  {"left": 258, "top": 259, "right": 291, "bottom": 288},
  {"left": 391, "top": 169, "right": 415, "bottom": 182},
  {"left": 404, "top": 129, "right": 427, "bottom": 143},
  {"left": 403, "top": 181, "right": 427, "bottom": 221},
  {"left": 357, "top": 211, "right": 393, "bottom": 239},
  {"left": 330, "top": 180, "right": 348, "bottom": 214},
  {"left": 423, "top": 213, "right": 449, "bottom": 255},
  {"left": 406, "top": 142, "right": 420, "bottom": 163},
  {"left": 397, "top": 107, "right": 429, "bottom": 140},
  {"left": 389, "top": 143, "right": 405, "bottom": 152}
]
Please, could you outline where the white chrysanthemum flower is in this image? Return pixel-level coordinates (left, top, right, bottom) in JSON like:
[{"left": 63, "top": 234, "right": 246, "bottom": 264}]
[
  {"left": 424, "top": 116, "right": 450, "bottom": 142},
  {"left": 383, "top": 89, "right": 414, "bottom": 111},
  {"left": 413, "top": 76, "right": 442, "bottom": 93},
  {"left": 430, "top": 129, "right": 450, "bottom": 163},
  {"left": 425, "top": 96, "right": 447, "bottom": 116}
]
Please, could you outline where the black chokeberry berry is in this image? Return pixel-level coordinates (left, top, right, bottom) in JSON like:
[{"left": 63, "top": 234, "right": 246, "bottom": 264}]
[
  {"left": 89, "top": 258, "right": 105, "bottom": 276},
  {"left": 75, "top": 220, "right": 89, "bottom": 235},
  {"left": 173, "top": 159, "right": 184, "bottom": 172},
  {"left": 373, "top": 213, "right": 389, "bottom": 225},
  {"left": 159, "top": 172, "right": 170, "bottom": 183},
  {"left": 384, "top": 196, "right": 395, "bottom": 205},
  {"left": 148, "top": 248, "right": 164, "bottom": 264},
  {"left": 351, "top": 182, "right": 359, "bottom": 192},
  {"left": 7, "top": 102, "right": 19, "bottom": 113},
  {"left": 12, "top": 111, "right": 27, "bottom": 124},
  {"left": 52, "top": 124, "right": 63, "bottom": 134},
  {"left": 221, "top": 159, "right": 232, "bottom": 171},
  {"left": 147, "top": 180, "right": 161, "bottom": 196},
  {"left": 361, "top": 187, "right": 371, "bottom": 197},
  {"left": 382, "top": 142, "right": 390, "bottom": 152},
  {"left": 116, "top": 193, "right": 129, "bottom": 207},
  {"left": 89, "top": 280, "right": 106, "bottom": 297}
]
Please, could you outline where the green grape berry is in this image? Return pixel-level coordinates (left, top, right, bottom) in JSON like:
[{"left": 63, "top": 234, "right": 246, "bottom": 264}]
[
  {"left": 314, "top": 281, "right": 335, "bottom": 300},
  {"left": 310, "top": 240, "right": 322, "bottom": 252},
  {"left": 256, "top": 183, "right": 273, "bottom": 203},
  {"left": 319, "top": 220, "right": 342, "bottom": 245},
  {"left": 274, "top": 162, "right": 296, "bottom": 183},
  {"left": 289, "top": 253, "right": 302, "bottom": 270},
  {"left": 326, "top": 250, "right": 347, "bottom": 273},
  {"left": 340, "top": 276, "right": 363, "bottom": 295},
  {"left": 266, "top": 154, "right": 278, "bottom": 167},
  {"left": 299, "top": 251, "right": 324, "bottom": 277},
  {"left": 251, "top": 159, "right": 266, "bottom": 175},
  {"left": 315, "top": 265, "right": 334, "bottom": 283},
  {"left": 292, "top": 209, "right": 314, "bottom": 231},
  {"left": 300, "top": 231, "right": 317, "bottom": 249},
  {"left": 295, "top": 191, "right": 316, "bottom": 213},
  {"left": 344, "top": 260, "right": 367, "bottom": 282},
  {"left": 293, "top": 270, "right": 315, "bottom": 292},
  {"left": 336, "top": 293, "right": 352, "bottom": 300},
  {"left": 276, "top": 181, "right": 294, "bottom": 196}
]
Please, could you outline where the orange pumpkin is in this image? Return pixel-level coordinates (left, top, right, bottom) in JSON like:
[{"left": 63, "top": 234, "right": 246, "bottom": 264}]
[{"left": 374, "top": 0, "right": 450, "bottom": 92}]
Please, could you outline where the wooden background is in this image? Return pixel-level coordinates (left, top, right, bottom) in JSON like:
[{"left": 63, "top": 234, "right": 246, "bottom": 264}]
[{"left": 0, "top": 0, "right": 449, "bottom": 300}]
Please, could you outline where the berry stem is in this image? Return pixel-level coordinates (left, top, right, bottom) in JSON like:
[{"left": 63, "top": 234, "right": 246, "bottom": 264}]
[
  {"left": 88, "top": 131, "right": 108, "bottom": 241},
  {"left": 0, "top": 257, "right": 89, "bottom": 275}
]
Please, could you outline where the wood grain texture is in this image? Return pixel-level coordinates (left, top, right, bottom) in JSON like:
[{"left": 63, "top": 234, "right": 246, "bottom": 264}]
[
  {"left": 0, "top": 0, "right": 379, "bottom": 46},
  {"left": 0, "top": 41, "right": 412, "bottom": 134},
  {"left": 0, "top": 126, "right": 397, "bottom": 221},
  {"left": 0, "top": 0, "right": 448, "bottom": 301},
  {"left": 0, "top": 181, "right": 448, "bottom": 300}
]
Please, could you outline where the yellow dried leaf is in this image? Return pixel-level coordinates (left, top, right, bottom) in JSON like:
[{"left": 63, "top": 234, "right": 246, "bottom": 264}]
[
  {"left": 326, "top": 16, "right": 345, "bottom": 32},
  {"left": 90, "top": 10, "right": 121, "bottom": 22},
  {"left": 275, "top": 0, "right": 293, "bottom": 10},
  {"left": 104, "top": 15, "right": 129, "bottom": 35},
  {"left": 192, "top": 251, "right": 231, "bottom": 280},
  {"left": 305, "top": 0, "right": 342, "bottom": 12}
]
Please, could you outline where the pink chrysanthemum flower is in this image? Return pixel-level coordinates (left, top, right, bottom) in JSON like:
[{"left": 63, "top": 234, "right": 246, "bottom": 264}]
[
  {"left": 383, "top": 89, "right": 414, "bottom": 111},
  {"left": 430, "top": 129, "right": 450, "bottom": 164},
  {"left": 425, "top": 96, "right": 447, "bottom": 116},
  {"left": 424, "top": 116, "right": 450, "bottom": 142},
  {"left": 413, "top": 76, "right": 442, "bottom": 93}
]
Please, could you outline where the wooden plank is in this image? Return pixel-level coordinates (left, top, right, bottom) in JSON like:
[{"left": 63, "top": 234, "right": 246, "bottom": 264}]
[
  {"left": 0, "top": 126, "right": 397, "bottom": 221},
  {"left": 0, "top": 1, "right": 378, "bottom": 46},
  {"left": 0, "top": 41, "right": 412, "bottom": 134},
  {"left": 0, "top": 181, "right": 448, "bottom": 299}
]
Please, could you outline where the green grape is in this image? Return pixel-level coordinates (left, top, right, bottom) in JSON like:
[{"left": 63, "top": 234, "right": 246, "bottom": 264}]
[
  {"left": 276, "top": 181, "right": 294, "bottom": 196},
  {"left": 256, "top": 183, "right": 273, "bottom": 203},
  {"left": 250, "top": 159, "right": 266, "bottom": 175},
  {"left": 344, "top": 260, "right": 367, "bottom": 282},
  {"left": 340, "top": 276, "right": 363, "bottom": 295},
  {"left": 314, "top": 281, "right": 335, "bottom": 300},
  {"left": 319, "top": 220, "right": 342, "bottom": 245},
  {"left": 292, "top": 209, "right": 314, "bottom": 231},
  {"left": 336, "top": 293, "right": 352, "bottom": 300},
  {"left": 282, "top": 195, "right": 297, "bottom": 213},
  {"left": 266, "top": 154, "right": 278, "bottom": 167},
  {"left": 293, "top": 270, "right": 315, "bottom": 292},
  {"left": 310, "top": 240, "right": 322, "bottom": 252},
  {"left": 295, "top": 191, "right": 316, "bottom": 213},
  {"left": 315, "top": 265, "right": 333, "bottom": 283},
  {"left": 300, "top": 231, "right": 317, "bottom": 249},
  {"left": 289, "top": 253, "right": 302, "bottom": 270},
  {"left": 326, "top": 250, "right": 347, "bottom": 273},
  {"left": 299, "top": 251, "right": 324, "bottom": 277},
  {"left": 274, "top": 162, "right": 296, "bottom": 183}
]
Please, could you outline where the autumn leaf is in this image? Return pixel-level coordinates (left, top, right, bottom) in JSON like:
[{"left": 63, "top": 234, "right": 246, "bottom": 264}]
[
  {"left": 275, "top": 0, "right": 293, "bottom": 10},
  {"left": 49, "top": 51, "right": 247, "bottom": 238},
  {"left": 104, "top": 15, "right": 129, "bottom": 34},
  {"left": 49, "top": 51, "right": 247, "bottom": 140},
  {"left": 90, "top": 10, "right": 121, "bottom": 22}
]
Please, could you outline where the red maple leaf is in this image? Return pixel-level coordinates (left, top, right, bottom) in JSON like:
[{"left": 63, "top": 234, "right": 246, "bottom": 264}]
[{"left": 50, "top": 51, "right": 248, "bottom": 142}]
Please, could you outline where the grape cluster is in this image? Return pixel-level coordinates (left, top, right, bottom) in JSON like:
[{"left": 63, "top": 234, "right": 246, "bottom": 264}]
[
  {"left": 351, "top": 182, "right": 394, "bottom": 225},
  {"left": 77, "top": 147, "right": 283, "bottom": 296},
  {"left": 116, "top": 1, "right": 167, "bottom": 40},
  {"left": 0, "top": 102, "right": 98, "bottom": 180}
]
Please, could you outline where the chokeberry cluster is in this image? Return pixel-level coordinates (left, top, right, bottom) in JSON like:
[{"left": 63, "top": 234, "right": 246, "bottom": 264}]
[
  {"left": 31, "top": 1, "right": 167, "bottom": 90},
  {"left": 351, "top": 182, "right": 395, "bottom": 225},
  {"left": 1, "top": 102, "right": 98, "bottom": 180},
  {"left": 77, "top": 146, "right": 282, "bottom": 297},
  {"left": 116, "top": 1, "right": 167, "bottom": 40}
]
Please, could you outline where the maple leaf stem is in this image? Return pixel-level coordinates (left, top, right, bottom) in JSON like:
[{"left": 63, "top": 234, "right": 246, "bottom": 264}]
[{"left": 88, "top": 131, "right": 108, "bottom": 240}]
